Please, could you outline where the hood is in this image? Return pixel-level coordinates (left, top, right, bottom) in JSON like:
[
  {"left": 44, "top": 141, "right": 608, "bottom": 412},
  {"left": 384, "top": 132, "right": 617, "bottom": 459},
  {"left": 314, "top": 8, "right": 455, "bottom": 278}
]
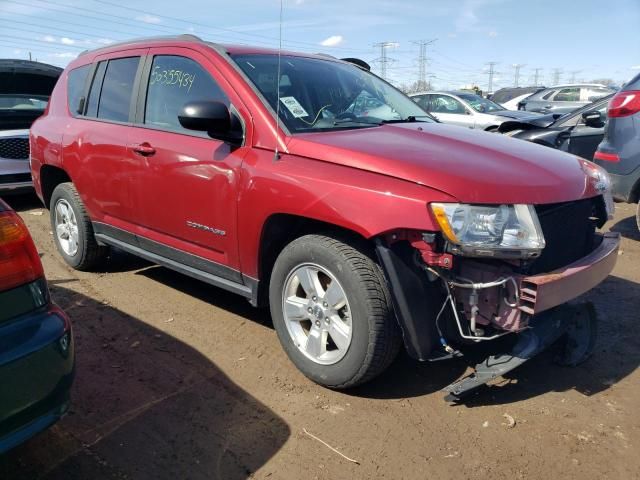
[
  {"left": 0, "top": 59, "right": 62, "bottom": 95},
  {"left": 497, "top": 113, "right": 559, "bottom": 133},
  {"left": 493, "top": 110, "right": 543, "bottom": 120},
  {"left": 289, "top": 123, "right": 590, "bottom": 205}
]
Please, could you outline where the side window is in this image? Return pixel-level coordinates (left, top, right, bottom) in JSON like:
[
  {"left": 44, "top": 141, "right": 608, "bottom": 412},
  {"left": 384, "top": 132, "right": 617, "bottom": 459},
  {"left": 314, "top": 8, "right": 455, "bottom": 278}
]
[
  {"left": 542, "top": 90, "right": 555, "bottom": 100},
  {"left": 553, "top": 87, "right": 580, "bottom": 102},
  {"left": 97, "top": 57, "right": 140, "bottom": 122},
  {"left": 583, "top": 87, "right": 610, "bottom": 101},
  {"left": 412, "top": 95, "right": 430, "bottom": 111},
  {"left": 144, "top": 55, "right": 229, "bottom": 133},
  {"left": 66, "top": 65, "right": 90, "bottom": 116},
  {"left": 85, "top": 61, "right": 107, "bottom": 118},
  {"left": 431, "top": 95, "right": 466, "bottom": 114}
]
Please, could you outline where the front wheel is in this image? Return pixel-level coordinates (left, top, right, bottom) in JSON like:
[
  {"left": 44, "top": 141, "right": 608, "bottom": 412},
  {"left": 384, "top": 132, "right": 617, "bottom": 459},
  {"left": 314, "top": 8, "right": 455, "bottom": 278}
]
[{"left": 269, "top": 234, "right": 400, "bottom": 388}]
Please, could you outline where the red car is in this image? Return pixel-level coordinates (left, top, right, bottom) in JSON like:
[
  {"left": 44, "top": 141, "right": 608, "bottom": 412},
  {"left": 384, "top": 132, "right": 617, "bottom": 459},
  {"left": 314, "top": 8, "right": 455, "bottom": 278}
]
[{"left": 30, "top": 35, "right": 619, "bottom": 399}]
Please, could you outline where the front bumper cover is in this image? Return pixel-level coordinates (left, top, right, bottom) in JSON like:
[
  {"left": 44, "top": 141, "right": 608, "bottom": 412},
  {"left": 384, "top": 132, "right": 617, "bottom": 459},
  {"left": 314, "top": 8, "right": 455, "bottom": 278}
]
[{"left": 518, "top": 232, "right": 619, "bottom": 315}]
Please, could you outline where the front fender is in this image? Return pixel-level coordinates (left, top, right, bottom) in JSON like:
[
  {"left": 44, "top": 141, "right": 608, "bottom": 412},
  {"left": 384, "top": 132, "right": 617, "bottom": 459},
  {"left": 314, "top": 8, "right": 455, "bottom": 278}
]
[{"left": 237, "top": 150, "right": 457, "bottom": 278}]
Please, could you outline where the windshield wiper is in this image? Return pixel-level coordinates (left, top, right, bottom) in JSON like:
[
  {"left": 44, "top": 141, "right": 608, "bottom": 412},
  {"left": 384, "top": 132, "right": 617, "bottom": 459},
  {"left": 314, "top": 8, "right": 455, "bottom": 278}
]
[
  {"left": 381, "top": 116, "right": 429, "bottom": 124},
  {"left": 332, "top": 118, "right": 382, "bottom": 126}
]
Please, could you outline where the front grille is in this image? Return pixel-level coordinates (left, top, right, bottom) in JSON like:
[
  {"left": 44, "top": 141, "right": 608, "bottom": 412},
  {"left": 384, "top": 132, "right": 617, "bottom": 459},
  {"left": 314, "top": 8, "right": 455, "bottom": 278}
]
[
  {"left": 525, "top": 198, "right": 599, "bottom": 274},
  {"left": 0, "top": 137, "right": 29, "bottom": 160},
  {"left": 0, "top": 173, "right": 31, "bottom": 184}
]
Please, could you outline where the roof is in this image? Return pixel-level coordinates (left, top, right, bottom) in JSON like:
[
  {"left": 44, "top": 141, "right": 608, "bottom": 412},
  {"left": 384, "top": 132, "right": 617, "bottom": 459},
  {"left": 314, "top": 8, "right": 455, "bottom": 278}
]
[{"left": 77, "top": 34, "right": 338, "bottom": 62}]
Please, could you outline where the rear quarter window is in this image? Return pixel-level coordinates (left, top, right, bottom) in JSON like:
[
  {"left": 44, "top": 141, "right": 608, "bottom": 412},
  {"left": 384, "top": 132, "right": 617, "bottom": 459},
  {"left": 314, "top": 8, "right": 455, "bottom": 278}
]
[{"left": 66, "top": 65, "right": 90, "bottom": 116}]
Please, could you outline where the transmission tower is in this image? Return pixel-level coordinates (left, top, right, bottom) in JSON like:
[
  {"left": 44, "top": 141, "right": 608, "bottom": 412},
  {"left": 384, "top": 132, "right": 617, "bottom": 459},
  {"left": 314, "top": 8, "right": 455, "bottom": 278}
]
[
  {"left": 412, "top": 39, "right": 437, "bottom": 91},
  {"left": 533, "top": 67, "right": 543, "bottom": 86},
  {"left": 551, "top": 68, "right": 563, "bottom": 85},
  {"left": 372, "top": 42, "right": 398, "bottom": 80},
  {"left": 512, "top": 64, "right": 525, "bottom": 87},
  {"left": 569, "top": 70, "right": 582, "bottom": 83},
  {"left": 485, "top": 62, "right": 498, "bottom": 93}
]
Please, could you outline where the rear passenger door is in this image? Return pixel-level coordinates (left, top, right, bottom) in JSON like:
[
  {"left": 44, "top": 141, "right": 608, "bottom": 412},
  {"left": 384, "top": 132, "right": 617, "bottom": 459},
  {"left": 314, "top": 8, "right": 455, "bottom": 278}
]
[
  {"left": 65, "top": 50, "right": 146, "bottom": 227},
  {"left": 126, "top": 47, "right": 249, "bottom": 275}
]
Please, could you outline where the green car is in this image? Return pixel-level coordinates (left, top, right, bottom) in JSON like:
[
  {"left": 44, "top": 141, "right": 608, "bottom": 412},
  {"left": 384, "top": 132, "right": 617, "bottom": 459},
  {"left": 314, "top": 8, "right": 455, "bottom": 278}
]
[{"left": 0, "top": 199, "right": 74, "bottom": 454}]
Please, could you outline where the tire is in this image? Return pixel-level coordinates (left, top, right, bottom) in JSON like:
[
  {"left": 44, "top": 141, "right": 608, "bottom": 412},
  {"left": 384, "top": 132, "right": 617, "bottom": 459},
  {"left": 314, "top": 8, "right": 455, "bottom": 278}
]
[
  {"left": 269, "top": 233, "right": 401, "bottom": 388},
  {"left": 50, "top": 182, "right": 108, "bottom": 270},
  {"left": 636, "top": 200, "right": 640, "bottom": 232}
]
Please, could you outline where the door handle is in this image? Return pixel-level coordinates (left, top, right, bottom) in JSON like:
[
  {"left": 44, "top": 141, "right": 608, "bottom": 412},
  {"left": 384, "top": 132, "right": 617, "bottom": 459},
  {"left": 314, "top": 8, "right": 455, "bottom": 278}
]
[{"left": 131, "top": 143, "right": 156, "bottom": 156}]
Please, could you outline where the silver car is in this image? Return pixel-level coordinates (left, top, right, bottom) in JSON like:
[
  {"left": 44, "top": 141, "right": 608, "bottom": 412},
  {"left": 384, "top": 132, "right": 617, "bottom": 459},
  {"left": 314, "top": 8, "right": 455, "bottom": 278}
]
[
  {"left": 0, "top": 60, "right": 62, "bottom": 195},
  {"left": 410, "top": 91, "right": 541, "bottom": 131},
  {"left": 518, "top": 84, "right": 614, "bottom": 115}
]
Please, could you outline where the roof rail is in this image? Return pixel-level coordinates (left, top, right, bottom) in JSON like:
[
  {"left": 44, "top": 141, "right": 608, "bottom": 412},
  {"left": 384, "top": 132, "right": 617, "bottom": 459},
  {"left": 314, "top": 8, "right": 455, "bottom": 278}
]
[{"left": 78, "top": 34, "right": 205, "bottom": 57}]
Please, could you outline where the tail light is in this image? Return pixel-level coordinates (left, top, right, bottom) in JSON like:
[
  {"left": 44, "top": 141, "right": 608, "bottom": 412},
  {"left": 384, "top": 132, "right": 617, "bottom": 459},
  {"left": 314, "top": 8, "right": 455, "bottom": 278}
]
[
  {"left": 608, "top": 90, "right": 640, "bottom": 118},
  {"left": 0, "top": 210, "right": 44, "bottom": 291}
]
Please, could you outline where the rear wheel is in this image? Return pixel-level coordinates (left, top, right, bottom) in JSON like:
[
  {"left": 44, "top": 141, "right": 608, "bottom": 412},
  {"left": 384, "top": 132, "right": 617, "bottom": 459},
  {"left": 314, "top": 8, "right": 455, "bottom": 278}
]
[
  {"left": 50, "top": 182, "right": 108, "bottom": 270},
  {"left": 269, "top": 234, "right": 401, "bottom": 388}
]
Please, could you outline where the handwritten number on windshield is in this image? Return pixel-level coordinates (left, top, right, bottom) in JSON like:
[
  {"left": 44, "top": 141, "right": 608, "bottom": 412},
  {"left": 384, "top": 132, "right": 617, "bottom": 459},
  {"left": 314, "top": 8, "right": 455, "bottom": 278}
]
[{"left": 150, "top": 66, "right": 195, "bottom": 93}]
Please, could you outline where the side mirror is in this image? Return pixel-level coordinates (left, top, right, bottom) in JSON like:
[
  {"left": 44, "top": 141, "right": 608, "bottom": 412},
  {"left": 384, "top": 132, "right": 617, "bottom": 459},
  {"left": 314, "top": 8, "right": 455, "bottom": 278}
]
[
  {"left": 582, "top": 110, "right": 604, "bottom": 128},
  {"left": 178, "top": 101, "right": 242, "bottom": 143}
]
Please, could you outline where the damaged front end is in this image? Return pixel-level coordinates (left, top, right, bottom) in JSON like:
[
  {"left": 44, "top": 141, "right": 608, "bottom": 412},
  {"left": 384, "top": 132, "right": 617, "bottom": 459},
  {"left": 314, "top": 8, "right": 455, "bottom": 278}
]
[{"left": 376, "top": 184, "right": 619, "bottom": 400}]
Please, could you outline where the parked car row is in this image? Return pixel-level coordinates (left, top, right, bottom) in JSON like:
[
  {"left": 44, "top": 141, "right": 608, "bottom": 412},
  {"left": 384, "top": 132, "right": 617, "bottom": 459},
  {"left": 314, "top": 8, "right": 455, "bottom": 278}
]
[{"left": 410, "top": 90, "right": 541, "bottom": 130}]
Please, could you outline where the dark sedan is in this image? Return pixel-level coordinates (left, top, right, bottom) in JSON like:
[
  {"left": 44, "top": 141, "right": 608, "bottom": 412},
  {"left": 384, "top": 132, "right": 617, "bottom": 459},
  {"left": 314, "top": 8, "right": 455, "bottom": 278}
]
[
  {"left": 0, "top": 199, "right": 74, "bottom": 454},
  {"left": 498, "top": 94, "right": 613, "bottom": 161}
]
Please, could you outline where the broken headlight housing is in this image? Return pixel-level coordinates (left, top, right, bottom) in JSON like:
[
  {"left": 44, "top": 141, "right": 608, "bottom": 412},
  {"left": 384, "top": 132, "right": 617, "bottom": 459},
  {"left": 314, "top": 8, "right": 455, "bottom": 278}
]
[
  {"left": 580, "top": 159, "right": 615, "bottom": 219},
  {"left": 430, "top": 203, "right": 546, "bottom": 259}
]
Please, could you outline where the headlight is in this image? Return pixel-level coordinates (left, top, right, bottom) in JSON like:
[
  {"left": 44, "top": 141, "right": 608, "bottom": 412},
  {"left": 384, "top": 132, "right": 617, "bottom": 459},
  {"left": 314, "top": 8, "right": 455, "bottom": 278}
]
[
  {"left": 430, "top": 203, "right": 545, "bottom": 258},
  {"left": 579, "top": 159, "right": 615, "bottom": 219}
]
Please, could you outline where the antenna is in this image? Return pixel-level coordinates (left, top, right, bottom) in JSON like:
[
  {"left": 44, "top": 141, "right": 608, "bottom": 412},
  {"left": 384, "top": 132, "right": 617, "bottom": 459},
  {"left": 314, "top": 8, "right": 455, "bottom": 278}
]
[{"left": 273, "top": 0, "right": 284, "bottom": 162}]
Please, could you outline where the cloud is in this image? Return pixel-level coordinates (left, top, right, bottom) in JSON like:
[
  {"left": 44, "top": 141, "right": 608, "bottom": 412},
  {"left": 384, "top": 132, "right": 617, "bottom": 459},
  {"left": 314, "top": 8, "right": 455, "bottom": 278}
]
[
  {"left": 632, "top": 65, "right": 640, "bottom": 70},
  {"left": 456, "top": 0, "right": 503, "bottom": 32},
  {"left": 488, "top": 31, "right": 498, "bottom": 37},
  {"left": 94, "top": 38, "right": 115, "bottom": 45},
  {"left": 447, "top": 33, "right": 458, "bottom": 38},
  {"left": 136, "top": 14, "right": 161, "bottom": 24},
  {"left": 42, "top": 35, "right": 56, "bottom": 43},
  {"left": 320, "top": 35, "right": 343, "bottom": 47},
  {"left": 60, "top": 37, "right": 75, "bottom": 45},
  {"left": 50, "top": 52, "right": 77, "bottom": 59}
]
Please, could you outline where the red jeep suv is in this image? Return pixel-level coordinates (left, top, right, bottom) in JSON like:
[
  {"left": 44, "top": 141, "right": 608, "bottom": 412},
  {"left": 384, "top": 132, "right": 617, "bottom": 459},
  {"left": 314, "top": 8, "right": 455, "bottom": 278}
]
[{"left": 30, "top": 35, "right": 619, "bottom": 398}]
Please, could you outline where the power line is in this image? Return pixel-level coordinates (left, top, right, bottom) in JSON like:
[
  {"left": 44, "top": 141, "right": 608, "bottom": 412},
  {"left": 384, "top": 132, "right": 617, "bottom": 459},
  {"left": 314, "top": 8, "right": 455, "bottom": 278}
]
[
  {"left": 552, "top": 68, "right": 563, "bottom": 85},
  {"left": 569, "top": 70, "right": 582, "bottom": 83}
]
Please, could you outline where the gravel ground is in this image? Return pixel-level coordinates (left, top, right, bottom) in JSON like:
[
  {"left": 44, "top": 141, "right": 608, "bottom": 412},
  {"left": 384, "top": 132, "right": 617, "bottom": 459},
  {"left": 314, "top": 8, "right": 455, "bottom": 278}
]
[{"left": 1, "top": 194, "right": 639, "bottom": 480}]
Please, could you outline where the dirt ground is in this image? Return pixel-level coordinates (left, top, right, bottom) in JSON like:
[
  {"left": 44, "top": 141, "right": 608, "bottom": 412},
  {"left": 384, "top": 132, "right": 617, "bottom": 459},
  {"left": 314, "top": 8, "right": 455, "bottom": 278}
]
[{"left": 1, "top": 193, "right": 639, "bottom": 480}]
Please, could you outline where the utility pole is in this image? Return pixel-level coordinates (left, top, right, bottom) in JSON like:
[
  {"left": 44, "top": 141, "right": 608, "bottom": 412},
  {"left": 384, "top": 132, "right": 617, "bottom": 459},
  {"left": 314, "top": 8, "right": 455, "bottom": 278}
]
[
  {"left": 512, "top": 64, "right": 525, "bottom": 87},
  {"left": 533, "top": 67, "right": 543, "bottom": 86},
  {"left": 412, "top": 39, "right": 437, "bottom": 91},
  {"left": 551, "top": 68, "right": 563, "bottom": 85},
  {"left": 485, "top": 62, "right": 498, "bottom": 94},
  {"left": 28, "top": 51, "right": 32, "bottom": 61},
  {"left": 372, "top": 42, "right": 398, "bottom": 80}
]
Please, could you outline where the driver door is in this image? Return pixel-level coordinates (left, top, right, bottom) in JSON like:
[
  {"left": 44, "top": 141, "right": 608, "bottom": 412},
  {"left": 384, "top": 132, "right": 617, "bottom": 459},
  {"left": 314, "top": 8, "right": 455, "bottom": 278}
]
[
  {"left": 428, "top": 94, "right": 475, "bottom": 128},
  {"left": 126, "top": 47, "right": 250, "bottom": 274}
]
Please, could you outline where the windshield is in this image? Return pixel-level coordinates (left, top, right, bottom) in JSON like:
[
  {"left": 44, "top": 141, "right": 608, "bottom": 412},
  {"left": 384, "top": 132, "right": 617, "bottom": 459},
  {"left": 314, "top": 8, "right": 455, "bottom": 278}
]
[
  {"left": 457, "top": 93, "right": 505, "bottom": 113},
  {"left": 0, "top": 94, "right": 49, "bottom": 110},
  {"left": 231, "top": 54, "right": 434, "bottom": 133}
]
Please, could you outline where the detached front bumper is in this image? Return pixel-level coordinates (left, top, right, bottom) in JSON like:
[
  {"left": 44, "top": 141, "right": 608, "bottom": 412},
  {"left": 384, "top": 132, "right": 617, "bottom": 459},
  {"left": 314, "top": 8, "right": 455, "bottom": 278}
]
[{"left": 518, "top": 232, "right": 620, "bottom": 316}]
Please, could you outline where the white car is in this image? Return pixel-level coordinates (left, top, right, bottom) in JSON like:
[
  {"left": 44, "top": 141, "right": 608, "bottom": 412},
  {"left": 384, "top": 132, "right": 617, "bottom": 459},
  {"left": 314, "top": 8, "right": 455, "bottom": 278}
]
[{"left": 410, "top": 91, "right": 541, "bottom": 131}]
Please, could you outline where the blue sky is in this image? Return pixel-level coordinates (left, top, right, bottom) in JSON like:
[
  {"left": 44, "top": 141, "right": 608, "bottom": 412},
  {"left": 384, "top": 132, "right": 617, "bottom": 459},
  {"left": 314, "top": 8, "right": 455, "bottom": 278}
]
[{"left": 1, "top": 0, "right": 639, "bottom": 91}]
